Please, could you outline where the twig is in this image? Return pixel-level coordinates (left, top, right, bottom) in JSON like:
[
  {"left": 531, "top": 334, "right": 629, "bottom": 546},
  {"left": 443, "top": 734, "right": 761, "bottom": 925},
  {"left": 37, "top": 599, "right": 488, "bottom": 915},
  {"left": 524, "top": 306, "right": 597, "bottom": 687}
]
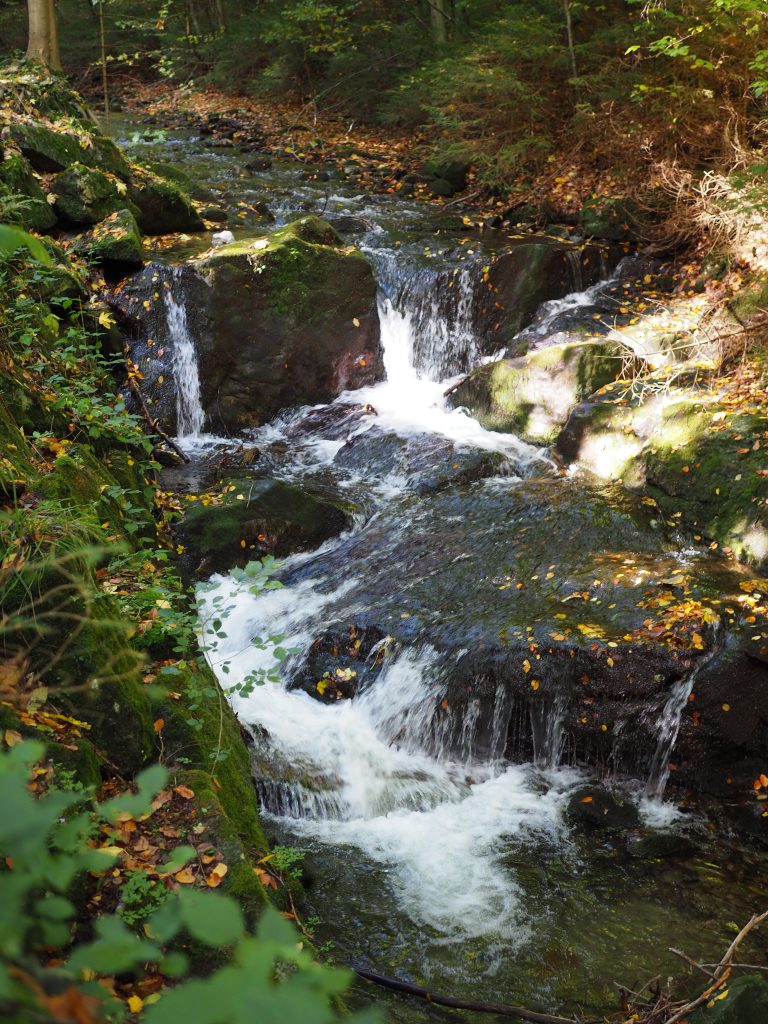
[
  {"left": 669, "top": 948, "right": 716, "bottom": 980},
  {"left": 663, "top": 910, "right": 768, "bottom": 1024},
  {"left": 121, "top": 342, "right": 190, "bottom": 463},
  {"left": 353, "top": 968, "right": 582, "bottom": 1024}
]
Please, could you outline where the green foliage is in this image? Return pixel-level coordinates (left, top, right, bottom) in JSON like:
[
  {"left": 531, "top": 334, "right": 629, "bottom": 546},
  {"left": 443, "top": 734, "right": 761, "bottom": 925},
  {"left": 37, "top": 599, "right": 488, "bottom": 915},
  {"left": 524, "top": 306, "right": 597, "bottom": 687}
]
[
  {"left": 0, "top": 223, "right": 52, "bottom": 265},
  {"left": 0, "top": 741, "right": 379, "bottom": 1023}
]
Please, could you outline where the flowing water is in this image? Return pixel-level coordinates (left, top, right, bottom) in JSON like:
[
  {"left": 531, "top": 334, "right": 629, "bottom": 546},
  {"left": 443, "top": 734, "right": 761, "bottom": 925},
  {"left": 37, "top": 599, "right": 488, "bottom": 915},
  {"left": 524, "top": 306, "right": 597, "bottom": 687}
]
[{"left": 117, "top": 120, "right": 768, "bottom": 1020}]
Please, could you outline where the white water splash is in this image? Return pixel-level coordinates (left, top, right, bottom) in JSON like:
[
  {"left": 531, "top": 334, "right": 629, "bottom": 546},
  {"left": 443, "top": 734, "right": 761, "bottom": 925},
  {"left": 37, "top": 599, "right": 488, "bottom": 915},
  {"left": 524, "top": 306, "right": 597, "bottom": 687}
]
[
  {"left": 200, "top": 569, "right": 573, "bottom": 942},
  {"left": 165, "top": 288, "right": 205, "bottom": 438}
]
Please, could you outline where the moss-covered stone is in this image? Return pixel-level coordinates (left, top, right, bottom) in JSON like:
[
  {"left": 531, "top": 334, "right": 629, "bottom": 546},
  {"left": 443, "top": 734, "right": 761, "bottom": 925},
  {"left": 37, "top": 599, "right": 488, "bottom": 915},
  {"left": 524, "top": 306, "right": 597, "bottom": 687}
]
[
  {"left": 45, "top": 738, "right": 102, "bottom": 789},
  {"left": 75, "top": 208, "right": 144, "bottom": 266},
  {"left": 8, "top": 120, "right": 87, "bottom": 173},
  {"left": 450, "top": 339, "right": 623, "bottom": 443},
  {"left": 127, "top": 165, "right": 204, "bottom": 234},
  {"left": 0, "top": 150, "right": 57, "bottom": 230},
  {"left": 52, "top": 163, "right": 135, "bottom": 227}
]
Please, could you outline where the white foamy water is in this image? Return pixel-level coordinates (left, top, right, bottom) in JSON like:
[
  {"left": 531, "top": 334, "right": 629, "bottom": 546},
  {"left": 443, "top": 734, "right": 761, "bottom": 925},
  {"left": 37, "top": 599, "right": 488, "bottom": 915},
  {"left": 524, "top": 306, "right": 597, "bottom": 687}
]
[
  {"left": 200, "top": 569, "right": 574, "bottom": 943},
  {"left": 165, "top": 287, "right": 205, "bottom": 439}
]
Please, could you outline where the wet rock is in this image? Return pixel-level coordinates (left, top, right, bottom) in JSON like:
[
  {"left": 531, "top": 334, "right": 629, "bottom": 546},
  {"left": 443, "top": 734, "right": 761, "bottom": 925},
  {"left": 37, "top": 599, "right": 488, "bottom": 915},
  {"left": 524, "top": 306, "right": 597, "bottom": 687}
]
[
  {"left": 52, "top": 163, "right": 134, "bottom": 226},
  {"left": 334, "top": 428, "right": 508, "bottom": 494},
  {"left": 201, "top": 205, "right": 228, "bottom": 222},
  {"left": 291, "top": 625, "right": 390, "bottom": 702},
  {"left": 74, "top": 208, "right": 144, "bottom": 266},
  {"left": 174, "top": 477, "right": 354, "bottom": 578},
  {"left": 449, "top": 339, "right": 623, "bottom": 444},
  {"left": 625, "top": 830, "right": 697, "bottom": 859},
  {"left": 283, "top": 403, "right": 377, "bottom": 441},
  {"left": 473, "top": 239, "right": 616, "bottom": 350},
  {"left": 565, "top": 786, "right": 640, "bottom": 831},
  {"left": 112, "top": 216, "right": 383, "bottom": 434},
  {"left": 689, "top": 975, "right": 768, "bottom": 1023},
  {"left": 244, "top": 155, "right": 273, "bottom": 172}
]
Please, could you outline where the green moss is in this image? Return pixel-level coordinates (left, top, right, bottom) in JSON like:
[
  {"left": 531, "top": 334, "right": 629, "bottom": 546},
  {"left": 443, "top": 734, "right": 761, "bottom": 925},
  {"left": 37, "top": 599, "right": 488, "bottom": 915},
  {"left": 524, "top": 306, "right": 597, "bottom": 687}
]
[
  {"left": 75, "top": 208, "right": 144, "bottom": 266},
  {"left": 52, "top": 163, "right": 132, "bottom": 227},
  {"left": 45, "top": 738, "right": 102, "bottom": 789},
  {"left": 127, "top": 165, "right": 203, "bottom": 234},
  {"left": 729, "top": 275, "right": 768, "bottom": 322}
]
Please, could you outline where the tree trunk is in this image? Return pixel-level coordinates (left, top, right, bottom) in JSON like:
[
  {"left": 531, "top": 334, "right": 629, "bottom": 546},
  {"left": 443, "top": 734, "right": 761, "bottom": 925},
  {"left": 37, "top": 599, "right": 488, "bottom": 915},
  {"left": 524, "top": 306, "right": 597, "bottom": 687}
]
[
  {"left": 26, "top": 0, "right": 61, "bottom": 70},
  {"left": 563, "top": 0, "right": 578, "bottom": 81},
  {"left": 429, "top": 0, "right": 448, "bottom": 45}
]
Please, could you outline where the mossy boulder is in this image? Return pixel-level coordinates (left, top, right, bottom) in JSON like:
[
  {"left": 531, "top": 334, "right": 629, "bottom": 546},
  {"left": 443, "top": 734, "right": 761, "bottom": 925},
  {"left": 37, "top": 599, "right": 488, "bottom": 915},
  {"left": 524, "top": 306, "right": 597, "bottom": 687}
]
[
  {"left": 127, "top": 165, "right": 204, "bottom": 234},
  {"left": 75, "top": 208, "right": 144, "bottom": 266},
  {"left": 0, "top": 150, "right": 57, "bottom": 230},
  {"left": 689, "top": 976, "right": 768, "bottom": 1024},
  {"left": 112, "top": 216, "right": 384, "bottom": 433},
  {"left": 422, "top": 158, "right": 469, "bottom": 196},
  {"left": 175, "top": 477, "right": 353, "bottom": 578},
  {"left": 51, "top": 163, "right": 134, "bottom": 226},
  {"left": 580, "top": 196, "right": 640, "bottom": 241},
  {"left": 450, "top": 339, "right": 623, "bottom": 443},
  {"left": 7, "top": 117, "right": 132, "bottom": 180}
]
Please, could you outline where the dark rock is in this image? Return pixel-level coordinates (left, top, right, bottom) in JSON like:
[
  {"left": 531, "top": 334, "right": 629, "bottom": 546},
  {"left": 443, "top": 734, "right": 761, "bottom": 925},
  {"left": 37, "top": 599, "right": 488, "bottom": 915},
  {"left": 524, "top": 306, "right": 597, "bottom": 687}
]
[
  {"left": 174, "top": 477, "right": 354, "bottom": 578},
  {"left": 111, "top": 216, "right": 384, "bottom": 434},
  {"left": 291, "top": 625, "right": 390, "bottom": 702},
  {"left": 565, "top": 786, "right": 640, "bottom": 831},
  {"left": 244, "top": 155, "right": 273, "bottom": 172},
  {"left": 625, "top": 830, "right": 697, "bottom": 859},
  {"left": 201, "top": 205, "right": 228, "bottom": 222},
  {"left": 430, "top": 177, "right": 455, "bottom": 198},
  {"left": 283, "top": 403, "right": 377, "bottom": 441},
  {"left": 422, "top": 159, "right": 470, "bottom": 195}
]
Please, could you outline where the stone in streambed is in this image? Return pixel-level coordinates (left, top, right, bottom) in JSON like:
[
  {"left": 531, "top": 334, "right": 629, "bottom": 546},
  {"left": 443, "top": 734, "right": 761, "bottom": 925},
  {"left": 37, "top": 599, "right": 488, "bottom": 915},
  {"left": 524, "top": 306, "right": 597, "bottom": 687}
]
[
  {"left": 74, "top": 208, "right": 144, "bottom": 267},
  {"left": 52, "top": 163, "right": 136, "bottom": 226},
  {"left": 565, "top": 786, "right": 640, "bottom": 831},
  {"left": 127, "top": 164, "right": 204, "bottom": 234},
  {"left": 291, "top": 625, "right": 390, "bottom": 703},
  {"left": 334, "top": 428, "right": 507, "bottom": 494},
  {"left": 174, "top": 477, "right": 353, "bottom": 578}
]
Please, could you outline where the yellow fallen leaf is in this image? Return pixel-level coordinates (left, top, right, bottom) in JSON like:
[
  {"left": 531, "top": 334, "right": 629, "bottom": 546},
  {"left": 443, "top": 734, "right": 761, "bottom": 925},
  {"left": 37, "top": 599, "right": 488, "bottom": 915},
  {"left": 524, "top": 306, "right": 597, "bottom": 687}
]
[{"left": 128, "top": 995, "right": 143, "bottom": 1013}]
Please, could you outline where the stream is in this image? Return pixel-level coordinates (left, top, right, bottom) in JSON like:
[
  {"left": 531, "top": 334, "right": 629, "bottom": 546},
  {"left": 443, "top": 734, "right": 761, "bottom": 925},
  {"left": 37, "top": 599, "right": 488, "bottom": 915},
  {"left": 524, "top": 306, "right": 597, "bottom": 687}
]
[{"left": 116, "top": 119, "right": 767, "bottom": 1021}]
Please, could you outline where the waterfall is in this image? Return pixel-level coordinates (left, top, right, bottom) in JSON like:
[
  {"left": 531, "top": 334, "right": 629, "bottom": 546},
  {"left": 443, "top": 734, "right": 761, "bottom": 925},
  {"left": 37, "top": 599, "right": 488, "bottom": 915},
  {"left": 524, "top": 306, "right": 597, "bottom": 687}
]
[
  {"left": 530, "top": 693, "right": 568, "bottom": 769},
  {"left": 165, "top": 283, "right": 205, "bottom": 438},
  {"left": 644, "top": 663, "right": 703, "bottom": 799}
]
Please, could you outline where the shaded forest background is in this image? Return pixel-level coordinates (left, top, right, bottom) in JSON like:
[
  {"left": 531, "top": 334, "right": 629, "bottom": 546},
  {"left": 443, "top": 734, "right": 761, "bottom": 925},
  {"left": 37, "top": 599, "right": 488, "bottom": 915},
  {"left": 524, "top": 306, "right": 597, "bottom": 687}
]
[{"left": 3, "top": 0, "right": 768, "bottom": 201}]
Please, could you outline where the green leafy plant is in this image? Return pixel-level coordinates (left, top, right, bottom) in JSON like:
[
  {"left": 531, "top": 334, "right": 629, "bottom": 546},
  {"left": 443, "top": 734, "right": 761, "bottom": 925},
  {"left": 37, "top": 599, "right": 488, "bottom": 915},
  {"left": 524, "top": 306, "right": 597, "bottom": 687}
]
[{"left": 0, "top": 740, "right": 379, "bottom": 1023}]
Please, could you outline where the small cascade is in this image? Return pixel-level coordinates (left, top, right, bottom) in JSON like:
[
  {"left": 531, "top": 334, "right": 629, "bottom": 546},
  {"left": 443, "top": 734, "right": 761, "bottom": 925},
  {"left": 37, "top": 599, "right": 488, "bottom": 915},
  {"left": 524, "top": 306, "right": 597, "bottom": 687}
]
[
  {"left": 645, "top": 665, "right": 701, "bottom": 799},
  {"left": 566, "top": 250, "right": 584, "bottom": 293},
  {"left": 530, "top": 694, "right": 568, "bottom": 769},
  {"left": 165, "top": 280, "right": 205, "bottom": 438}
]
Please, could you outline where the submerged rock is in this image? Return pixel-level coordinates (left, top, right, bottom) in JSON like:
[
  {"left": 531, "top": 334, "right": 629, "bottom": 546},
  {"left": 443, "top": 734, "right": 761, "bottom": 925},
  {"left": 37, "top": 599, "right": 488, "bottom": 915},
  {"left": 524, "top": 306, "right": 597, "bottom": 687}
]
[
  {"left": 334, "top": 428, "right": 508, "bottom": 494},
  {"left": 449, "top": 339, "right": 623, "bottom": 444},
  {"left": 112, "top": 216, "right": 384, "bottom": 434}
]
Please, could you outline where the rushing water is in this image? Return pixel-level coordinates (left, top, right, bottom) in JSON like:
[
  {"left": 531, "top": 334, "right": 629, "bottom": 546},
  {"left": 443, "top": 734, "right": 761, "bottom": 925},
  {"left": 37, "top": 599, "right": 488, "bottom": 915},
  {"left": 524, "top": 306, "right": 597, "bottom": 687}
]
[{"left": 118, "top": 120, "right": 767, "bottom": 1019}]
